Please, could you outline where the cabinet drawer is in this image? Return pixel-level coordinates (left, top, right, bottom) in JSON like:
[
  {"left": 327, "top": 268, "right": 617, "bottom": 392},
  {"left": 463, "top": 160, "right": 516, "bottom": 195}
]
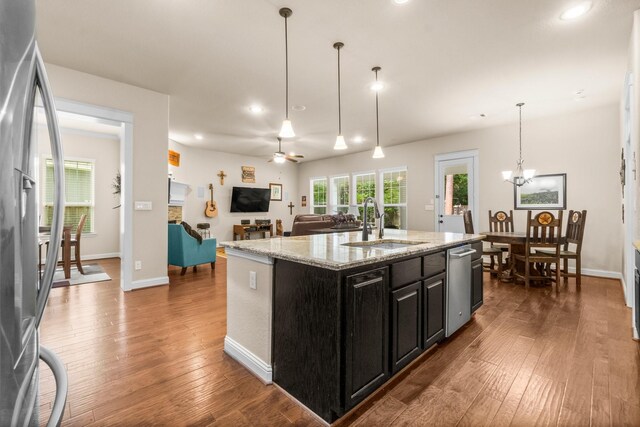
[
  {"left": 423, "top": 252, "right": 445, "bottom": 279},
  {"left": 391, "top": 257, "right": 422, "bottom": 289}
]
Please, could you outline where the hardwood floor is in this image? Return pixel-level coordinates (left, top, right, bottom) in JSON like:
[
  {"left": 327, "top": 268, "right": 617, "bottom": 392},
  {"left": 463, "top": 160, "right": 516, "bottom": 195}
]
[{"left": 38, "top": 258, "right": 640, "bottom": 426}]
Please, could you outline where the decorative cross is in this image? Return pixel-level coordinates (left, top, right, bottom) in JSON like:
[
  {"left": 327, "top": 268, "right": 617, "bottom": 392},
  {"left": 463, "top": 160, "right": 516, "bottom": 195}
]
[
  {"left": 287, "top": 202, "right": 295, "bottom": 215},
  {"left": 217, "top": 170, "right": 227, "bottom": 185}
]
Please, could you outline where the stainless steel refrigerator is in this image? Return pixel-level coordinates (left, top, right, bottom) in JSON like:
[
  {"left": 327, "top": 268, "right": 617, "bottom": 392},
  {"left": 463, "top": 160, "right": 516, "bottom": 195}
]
[{"left": 1, "top": 0, "right": 68, "bottom": 425}]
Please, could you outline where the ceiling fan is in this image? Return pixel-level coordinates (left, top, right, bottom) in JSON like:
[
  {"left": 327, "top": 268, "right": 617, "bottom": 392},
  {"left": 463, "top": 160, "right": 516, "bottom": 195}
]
[{"left": 269, "top": 137, "right": 304, "bottom": 163}]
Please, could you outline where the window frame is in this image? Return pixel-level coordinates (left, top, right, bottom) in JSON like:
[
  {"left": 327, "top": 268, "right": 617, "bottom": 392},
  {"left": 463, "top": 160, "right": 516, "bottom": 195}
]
[
  {"left": 41, "top": 155, "right": 96, "bottom": 234},
  {"left": 379, "top": 167, "right": 408, "bottom": 230},
  {"left": 352, "top": 170, "right": 377, "bottom": 221},
  {"left": 329, "top": 174, "right": 350, "bottom": 214},
  {"left": 309, "top": 176, "right": 328, "bottom": 215}
]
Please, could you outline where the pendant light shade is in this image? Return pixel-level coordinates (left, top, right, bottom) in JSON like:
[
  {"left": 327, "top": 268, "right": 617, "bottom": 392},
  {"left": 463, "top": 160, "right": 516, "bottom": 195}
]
[
  {"left": 371, "top": 66, "right": 385, "bottom": 159},
  {"left": 278, "top": 8, "right": 295, "bottom": 139},
  {"left": 333, "top": 42, "right": 347, "bottom": 150}
]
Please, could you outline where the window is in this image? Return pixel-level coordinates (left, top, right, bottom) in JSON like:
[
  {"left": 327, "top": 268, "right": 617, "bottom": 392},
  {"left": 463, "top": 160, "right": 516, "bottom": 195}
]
[
  {"left": 330, "top": 175, "right": 350, "bottom": 213},
  {"left": 381, "top": 169, "right": 407, "bottom": 229},
  {"left": 43, "top": 159, "right": 95, "bottom": 233},
  {"left": 353, "top": 172, "right": 376, "bottom": 221},
  {"left": 310, "top": 177, "right": 327, "bottom": 214}
]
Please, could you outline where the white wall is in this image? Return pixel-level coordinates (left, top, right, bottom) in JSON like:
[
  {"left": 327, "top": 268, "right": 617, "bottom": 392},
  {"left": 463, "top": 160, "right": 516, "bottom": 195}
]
[
  {"left": 46, "top": 64, "right": 170, "bottom": 286},
  {"left": 38, "top": 129, "right": 120, "bottom": 259},
  {"left": 298, "top": 104, "right": 622, "bottom": 274},
  {"left": 168, "top": 140, "right": 298, "bottom": 243}
]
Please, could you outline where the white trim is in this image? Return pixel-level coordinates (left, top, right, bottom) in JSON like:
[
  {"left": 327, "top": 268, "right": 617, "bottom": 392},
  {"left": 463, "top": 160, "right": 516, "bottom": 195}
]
[
  {"left": 130, "top": 276, "right": 169, "bottom": 290},
  {"left": 52, "top": 98, "right": 135, "bottom": 292},
  {"left": 82, "top": 252, "right": 121, "bottom": 261},
  {"left": 224, "top": 336, "right": 273, "bottom": 384},
  {"left": 225, "top": 248, "right": 273, "bottom": 265},
  {"left": 621, "top": 277, "right": 629, "bottom": 305},
  {"left": 566, "top": 267, "right": 622, "bottom": 280}
]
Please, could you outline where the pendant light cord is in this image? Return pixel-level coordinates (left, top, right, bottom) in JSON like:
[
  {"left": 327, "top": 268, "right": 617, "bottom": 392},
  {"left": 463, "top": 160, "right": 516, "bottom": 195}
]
[
  {"left": 284, "top": 15, "right": 289, "bottom": 120},
  {"left": 375, "top": 69, "right": 380, "bottom": 147},
  {"left": 518, "top": 104, "right": 522, "bottom": 161},
  {"left": 337, "top": 46, "right": 342, "bottom": 134}
]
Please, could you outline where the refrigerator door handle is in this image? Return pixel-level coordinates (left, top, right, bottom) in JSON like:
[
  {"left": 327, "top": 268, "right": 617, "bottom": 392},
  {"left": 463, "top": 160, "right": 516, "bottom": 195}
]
[
  {"left": 39, "top": 346, "right": 68, "bottom": 427},
  {"left": 34, "top": 44, "right": 65, "bottom": 329}
]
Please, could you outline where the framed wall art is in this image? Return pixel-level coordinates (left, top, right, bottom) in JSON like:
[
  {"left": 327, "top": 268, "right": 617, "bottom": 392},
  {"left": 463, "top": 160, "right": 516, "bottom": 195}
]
[
  {"left": 514, "top": 173, "right": 566, "bottom": 210},
  {"left": 269, "top": 183, "right": 283, "bottom": 201}
]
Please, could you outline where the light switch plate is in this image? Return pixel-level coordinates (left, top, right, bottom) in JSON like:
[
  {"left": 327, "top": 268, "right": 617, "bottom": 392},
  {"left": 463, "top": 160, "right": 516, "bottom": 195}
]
[
  {"left": 249, "top": 271, "right": 257, "bottom": 290},
  {"left": 134, "top": 201, "right": 152, "bottom": 210}
]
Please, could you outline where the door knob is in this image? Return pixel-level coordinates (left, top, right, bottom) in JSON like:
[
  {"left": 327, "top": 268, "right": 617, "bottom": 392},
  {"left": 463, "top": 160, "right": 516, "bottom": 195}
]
[{"left": 439, "top": 220, "right": 444, "bottom": 224}]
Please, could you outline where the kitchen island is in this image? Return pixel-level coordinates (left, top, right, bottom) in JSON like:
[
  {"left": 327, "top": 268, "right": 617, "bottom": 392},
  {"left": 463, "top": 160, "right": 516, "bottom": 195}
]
[{"left": 221, "top": 229, "right": 484, "bottom": 423}]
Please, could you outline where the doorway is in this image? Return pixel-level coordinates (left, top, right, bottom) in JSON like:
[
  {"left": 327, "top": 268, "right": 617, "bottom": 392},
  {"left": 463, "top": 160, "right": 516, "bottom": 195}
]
[
  {"left": 623, "top": 72, "right": 637, "bottom": 339},
  {"left": 435, "top": 150, "right": 479, "bottom": 233},
  {"left": 51, "top": 99, "right": 134, "bottom": 291}
]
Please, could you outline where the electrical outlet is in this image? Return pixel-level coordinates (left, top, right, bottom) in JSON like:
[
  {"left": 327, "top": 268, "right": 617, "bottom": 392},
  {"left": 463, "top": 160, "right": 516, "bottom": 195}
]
[
  {"left": 135, "top": 261, "right": 142, "bottom": 270},
  {"left": 249, "top": 271, "right": 257, "bottom": 290}
]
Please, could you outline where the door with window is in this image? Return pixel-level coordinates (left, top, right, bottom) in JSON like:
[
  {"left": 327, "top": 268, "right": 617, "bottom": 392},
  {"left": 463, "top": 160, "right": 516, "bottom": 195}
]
[{"left": 435, "top": 152, "right": 477, "bottom": 233}]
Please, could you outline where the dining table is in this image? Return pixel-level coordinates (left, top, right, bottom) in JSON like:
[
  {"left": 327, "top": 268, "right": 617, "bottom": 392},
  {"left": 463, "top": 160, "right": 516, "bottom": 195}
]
[
  {"left": 481, "top": 231, "right": 530, "bottom": 283},
  {"left": 39, "top": 225, "right": 72, "bottom": 279}
]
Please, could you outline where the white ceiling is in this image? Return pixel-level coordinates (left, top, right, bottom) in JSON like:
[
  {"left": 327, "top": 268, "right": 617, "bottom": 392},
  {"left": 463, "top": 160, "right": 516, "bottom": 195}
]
[{"left": 36, "top": 0, "right": 640, "bottom": 162}]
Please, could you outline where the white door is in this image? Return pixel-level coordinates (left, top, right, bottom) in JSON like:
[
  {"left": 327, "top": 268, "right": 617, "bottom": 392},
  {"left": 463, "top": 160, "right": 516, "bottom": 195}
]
[{"left": 435, "top": 151, "right": 478, "bottom": 233}]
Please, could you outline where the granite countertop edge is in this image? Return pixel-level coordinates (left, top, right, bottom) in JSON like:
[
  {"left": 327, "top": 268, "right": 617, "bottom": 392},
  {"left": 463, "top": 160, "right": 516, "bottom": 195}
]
[{"left": 221, "top": 232, "right": 485, "bottom": 271}]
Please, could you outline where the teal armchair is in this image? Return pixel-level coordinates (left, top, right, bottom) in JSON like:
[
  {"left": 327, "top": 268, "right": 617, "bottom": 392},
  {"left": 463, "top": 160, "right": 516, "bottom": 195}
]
[{"left": 168, "top": 224, "right": 216, "bottom": 275}]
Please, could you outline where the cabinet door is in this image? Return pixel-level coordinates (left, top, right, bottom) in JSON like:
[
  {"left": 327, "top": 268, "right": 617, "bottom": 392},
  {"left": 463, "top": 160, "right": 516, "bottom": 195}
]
[
  {"left": 391, "top": 282, "right": 422, "bottom": 374},
  {"left": 344, "top": 268, "right": 389, "bottom": 409},
  {"left": 471, "top": 258, "right": 483, "bottom": 313},
  {"left": 423, "top": 273, "right": 445, "bottom": 349}
]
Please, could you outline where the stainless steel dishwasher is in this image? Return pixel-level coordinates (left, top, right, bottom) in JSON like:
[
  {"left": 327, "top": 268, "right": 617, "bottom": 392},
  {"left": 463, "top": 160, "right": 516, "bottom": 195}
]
[{"left": 445, "top": 245, "right": 477, "bottom": 337}]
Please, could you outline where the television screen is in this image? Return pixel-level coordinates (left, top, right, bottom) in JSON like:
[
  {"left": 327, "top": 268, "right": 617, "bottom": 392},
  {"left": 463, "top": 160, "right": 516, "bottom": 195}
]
[{"left": 230, "top": 187, "right": 271, "bottom": 213}]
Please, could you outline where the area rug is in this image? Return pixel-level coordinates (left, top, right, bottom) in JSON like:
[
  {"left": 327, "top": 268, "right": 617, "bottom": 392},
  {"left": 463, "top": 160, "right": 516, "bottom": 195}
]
[{"left": 52, "top": 264, "right": 111, "bottom": 288}]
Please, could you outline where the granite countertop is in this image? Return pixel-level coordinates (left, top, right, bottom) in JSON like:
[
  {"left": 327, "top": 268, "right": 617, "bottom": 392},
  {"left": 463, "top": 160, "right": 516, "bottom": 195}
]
[{"left": 220, "top": 229, "right": 485, "bottom": 271}]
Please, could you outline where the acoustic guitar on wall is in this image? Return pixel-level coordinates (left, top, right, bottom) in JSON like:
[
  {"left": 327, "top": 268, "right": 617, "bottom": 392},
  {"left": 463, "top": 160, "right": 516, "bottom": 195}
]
[{"left": 205, "top": 183, "right": 218, "bottom": 218}]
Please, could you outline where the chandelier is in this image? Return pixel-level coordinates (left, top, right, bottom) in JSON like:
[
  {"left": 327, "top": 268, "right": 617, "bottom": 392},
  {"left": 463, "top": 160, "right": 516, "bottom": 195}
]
[{"left": 502, "top": 102, "right": 535, "bottom": 186}]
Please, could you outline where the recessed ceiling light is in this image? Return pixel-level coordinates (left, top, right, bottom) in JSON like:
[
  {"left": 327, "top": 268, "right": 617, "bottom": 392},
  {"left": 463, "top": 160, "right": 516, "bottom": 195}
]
[
  {"left": 291, "top": 105, "right": 306, "bottom": 111},
  {"left": 469, "top": 114, "right": 487, "bottom": 120},
  {"left": 370, "top": 81, "right": 384, "bottom": 92},
  {"left": 560, "top": 2, "right": 592, "bottom": 20},
  {"left": 353, "top": 136, "right": 364, "bottom": 143},
  {"left": 574, "top": 89, "right": 586, "bottom": 100},
  {"left": 392, "top": 0, "right": 410, "bottom": 4},
  {"left": 248, "top": 105, "right": 263, "bottom": 113},
  {"left": 194, "top": 134, "right": 203, "bottom": 140}
]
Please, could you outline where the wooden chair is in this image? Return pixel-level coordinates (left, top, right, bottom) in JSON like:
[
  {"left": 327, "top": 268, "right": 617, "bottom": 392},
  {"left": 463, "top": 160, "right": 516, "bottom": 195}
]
[
  {"left": 463, "top": 211, "right": 502, "bottom": 276},
  {"left": 514, "top": 210, "right": 563, "bottom": 290},
  {"left": 49, "top": 214, "right": 87, "bottom": 274},
  {"left": 536, "top": 210, "right": 587, "bottom": 288},
  {"left": 488, "top": 210, "right": 514, "bottom": 249}
]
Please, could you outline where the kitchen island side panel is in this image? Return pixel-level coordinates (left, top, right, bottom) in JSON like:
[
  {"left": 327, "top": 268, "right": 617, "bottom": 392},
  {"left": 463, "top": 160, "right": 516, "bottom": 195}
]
[{"left": 273, "top": 259, "right": 342, "bottom": 422}]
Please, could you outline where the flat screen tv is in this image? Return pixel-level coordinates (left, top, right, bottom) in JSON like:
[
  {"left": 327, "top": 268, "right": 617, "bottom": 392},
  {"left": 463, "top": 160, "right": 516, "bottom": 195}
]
[{"left": 230, "top": 187, "right": 271, "bottom": 213}]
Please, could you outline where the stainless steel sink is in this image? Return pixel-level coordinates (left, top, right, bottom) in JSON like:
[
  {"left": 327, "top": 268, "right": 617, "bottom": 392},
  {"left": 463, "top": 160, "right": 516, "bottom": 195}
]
[{"left": 341, "top": 239, "right": 424, "bottom": 250}]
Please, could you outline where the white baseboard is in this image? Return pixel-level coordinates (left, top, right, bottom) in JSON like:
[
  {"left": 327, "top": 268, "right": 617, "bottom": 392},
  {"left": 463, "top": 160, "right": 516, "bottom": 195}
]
[
  {"left": 83, "top": 252, "right": 121, "bottom": 261},
  {"left": 224, "top": 336, "right": 272, "bottom": 384},
  {"left": 567, "top": 267, "right": 622, "bottom": 280},
  {"left": 129, "top": 276, "right": 169, "bottom": 291}
]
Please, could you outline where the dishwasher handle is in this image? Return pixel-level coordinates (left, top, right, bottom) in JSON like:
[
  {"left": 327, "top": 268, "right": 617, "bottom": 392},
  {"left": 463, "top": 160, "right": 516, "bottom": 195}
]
[{"left": 449, "top": 248, "right": 477, "bottom": 258}]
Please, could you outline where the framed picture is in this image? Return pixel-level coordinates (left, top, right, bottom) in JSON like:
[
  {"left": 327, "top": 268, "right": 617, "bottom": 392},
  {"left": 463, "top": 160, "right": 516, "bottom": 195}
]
[
  {"left": 269, "top": 183, "right": 283, "bottom": 201},
  {"left": 241, "top": 166, "right": 255, "bottom": 183},
  {"left": 514, "top": 173, "right": 566, "bottom": 210}
]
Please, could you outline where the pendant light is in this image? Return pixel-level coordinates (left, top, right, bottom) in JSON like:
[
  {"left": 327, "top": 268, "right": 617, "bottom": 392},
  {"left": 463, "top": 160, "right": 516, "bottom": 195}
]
[
  {"left": 278, "top": 8, "right": 295, "bottom": 138},
  {"left": 372, "top": 67, "right": 385, "bottom": 159},
  {"left": 333, "top": 42, "right": 347, "bottom": 150},
  {"left": 502, "top": 102, "right": 535, "bottom": 186}
]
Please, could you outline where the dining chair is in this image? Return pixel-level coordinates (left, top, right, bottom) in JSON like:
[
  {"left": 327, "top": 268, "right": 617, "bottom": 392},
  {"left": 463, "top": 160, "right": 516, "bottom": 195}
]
[
  {"left": 488, "top": 210, "right": 514, "bottom": 250},
  {"left": 536, "top": 210, "right": 587, "bottom": 288},
  {"left": 514, "top": 210, "right": 563, "bottom": 290},
  {"left": 463, "top": 210, "right": 502, "bottom": 276},
  {"left": 48, "top": 214, "right": 87, "bottom": 275}
]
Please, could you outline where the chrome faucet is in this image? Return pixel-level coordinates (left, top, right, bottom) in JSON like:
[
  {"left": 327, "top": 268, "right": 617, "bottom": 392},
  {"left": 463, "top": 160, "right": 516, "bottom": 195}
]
[{"left": 362, "top": 197, "right": 381, "bottom": 241}]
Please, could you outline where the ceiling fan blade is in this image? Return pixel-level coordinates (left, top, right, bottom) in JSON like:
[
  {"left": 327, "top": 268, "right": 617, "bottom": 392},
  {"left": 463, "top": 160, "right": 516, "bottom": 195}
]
[
  {"left": 285, "top": 157, "right": 299, "bottom": 163},
  {"left": 290, "top": 154, "right": 304, "bottom": 158},
  {"left": 267, "top": 158, "right": 274, "bottom": 162}
]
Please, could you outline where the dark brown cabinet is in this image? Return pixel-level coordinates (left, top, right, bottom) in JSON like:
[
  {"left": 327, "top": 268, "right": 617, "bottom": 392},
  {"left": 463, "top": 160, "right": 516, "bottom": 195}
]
[
  {"left": 471, "top": 258, "right": 483, "bottom": 313},
  {"left": 344, "top": 268, "right": 389, "bottom": 409},
  {"left": 423, "top": 272, "right": 446, "bottom": 349},
  {"left": 391, "top": 281, "right": 422, "bottom": 374}
]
